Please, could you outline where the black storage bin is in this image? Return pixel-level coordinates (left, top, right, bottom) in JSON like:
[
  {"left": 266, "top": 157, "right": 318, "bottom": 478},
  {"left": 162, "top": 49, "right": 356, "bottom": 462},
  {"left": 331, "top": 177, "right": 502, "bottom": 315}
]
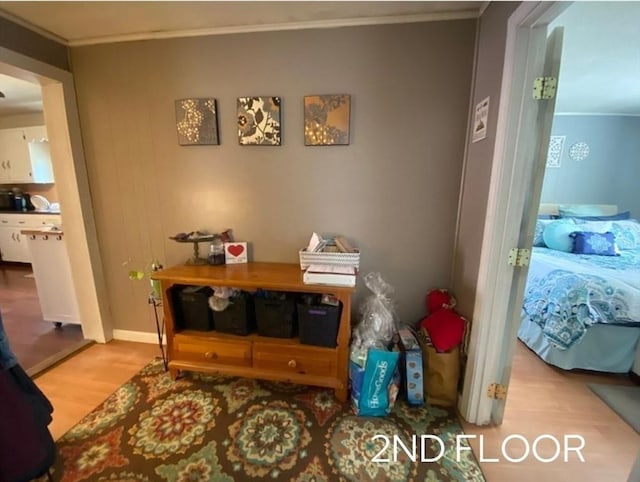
[
  {"left": 177, "top": 286, "right": 214, "bottom": 331},
  {"left": 213, "top": 292, "right": 255, "bottom": 336},
  {"left": 254, "top": 292, "right": 297, "bottom": 338},
  {"left": 298, "top": 302, "right": 342, "bottom": 348},
  {"left": 169, "top": 284, "right": 189, "bottom": 329}
]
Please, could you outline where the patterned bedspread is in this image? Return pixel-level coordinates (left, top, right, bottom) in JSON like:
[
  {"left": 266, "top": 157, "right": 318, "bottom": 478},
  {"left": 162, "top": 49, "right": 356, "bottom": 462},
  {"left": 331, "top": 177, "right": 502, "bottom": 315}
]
[{"left": 522, "top": 247, "right": 640, "bottom": 350}]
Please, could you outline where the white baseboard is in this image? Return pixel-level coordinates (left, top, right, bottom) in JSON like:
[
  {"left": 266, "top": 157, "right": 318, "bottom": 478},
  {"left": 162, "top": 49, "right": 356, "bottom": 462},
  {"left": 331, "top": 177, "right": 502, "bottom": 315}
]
[{"left": 112, "top": 329, "right": 166, "bottom": 345}]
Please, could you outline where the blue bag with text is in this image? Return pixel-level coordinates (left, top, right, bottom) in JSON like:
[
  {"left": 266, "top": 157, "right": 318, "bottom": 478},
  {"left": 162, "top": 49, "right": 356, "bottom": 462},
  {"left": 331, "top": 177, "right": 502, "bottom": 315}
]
[{"left": 357, "top": 348, "right": 400, "bottom": 417}]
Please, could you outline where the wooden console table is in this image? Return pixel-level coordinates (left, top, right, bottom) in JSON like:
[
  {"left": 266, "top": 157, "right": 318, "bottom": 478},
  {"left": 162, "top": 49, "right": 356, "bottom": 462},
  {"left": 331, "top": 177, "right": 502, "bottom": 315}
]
[{"left": 151, "top": 262, "right": 354, "bottom": 402}]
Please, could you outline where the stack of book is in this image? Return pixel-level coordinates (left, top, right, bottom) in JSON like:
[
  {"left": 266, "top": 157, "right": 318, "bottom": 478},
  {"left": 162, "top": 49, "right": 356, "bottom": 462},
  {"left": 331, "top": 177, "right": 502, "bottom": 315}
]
[
  {"left": 306, "top": 233, "right": 357, "bottom": 255},
  {"left": 303, "top": 264, "right": 356, "bottom": 287}
]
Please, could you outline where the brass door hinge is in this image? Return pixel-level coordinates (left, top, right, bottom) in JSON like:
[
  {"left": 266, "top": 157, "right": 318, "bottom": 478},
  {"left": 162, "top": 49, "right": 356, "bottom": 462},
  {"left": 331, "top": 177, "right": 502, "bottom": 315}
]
[
  {"left": 508, "top": 248, "right": 530, "bottom": 267},
  {"left": 487, "top": 383, "right": 507, "bottom": 400},
  {"left": 533, "top": 76, "right": 557, "bottom": 100}
]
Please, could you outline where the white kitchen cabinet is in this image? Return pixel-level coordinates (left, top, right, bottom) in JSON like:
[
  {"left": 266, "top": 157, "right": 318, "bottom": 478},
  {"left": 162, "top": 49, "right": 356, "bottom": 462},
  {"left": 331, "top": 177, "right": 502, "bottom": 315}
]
[
  {"left": 24, "top": 231, "right": 81, "bottom": 325},
  {"left": 23, "top": 126, "right": 48, "bottom": 142},
  {"left": 0, "top": 129, "right": 28, "bottom": 182},
  {"left": 0, "top": 226, "right": 30, "bottom": 262},
  {"left": 0, "top": 126, "right": 54, "bottom": 184},
  {"left": 0, "top": 214, "right": 61, "bottom": 263}
]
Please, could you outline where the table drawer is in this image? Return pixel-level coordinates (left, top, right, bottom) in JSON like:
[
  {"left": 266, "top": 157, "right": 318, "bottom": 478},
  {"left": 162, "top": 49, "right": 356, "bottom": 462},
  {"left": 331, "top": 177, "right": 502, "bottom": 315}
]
[
  {"left": 174, "top": 335, "right": 251, "bottom": 367},
  {"left": 253, "top": 343, "right": 336, "bottom": 377}
]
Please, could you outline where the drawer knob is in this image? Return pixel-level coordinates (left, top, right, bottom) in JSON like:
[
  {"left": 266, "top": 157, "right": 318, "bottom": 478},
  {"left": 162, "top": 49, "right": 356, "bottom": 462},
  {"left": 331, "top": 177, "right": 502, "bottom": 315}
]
[
  {"left": 204, "top": 351, "right": 218, "bottom": 360},
  {"left": 288, "top": 359, "right": 297, "bottom": 368}
]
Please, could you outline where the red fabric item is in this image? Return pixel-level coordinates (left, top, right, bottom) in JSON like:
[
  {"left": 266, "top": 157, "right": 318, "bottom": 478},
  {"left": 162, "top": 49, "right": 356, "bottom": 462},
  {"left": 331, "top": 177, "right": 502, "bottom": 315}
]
[
  {"left": 419, "top": 308, "right": 466, "bottom": 352},
  {"left": 425, "top": 289, "right": 456, "bottom": 314}
]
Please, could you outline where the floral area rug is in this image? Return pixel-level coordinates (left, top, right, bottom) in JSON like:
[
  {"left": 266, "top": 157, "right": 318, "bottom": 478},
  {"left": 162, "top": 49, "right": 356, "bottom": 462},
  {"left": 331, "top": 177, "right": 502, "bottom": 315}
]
[{"left": 43, "top": 359, "right": 485, "bottom": 482}]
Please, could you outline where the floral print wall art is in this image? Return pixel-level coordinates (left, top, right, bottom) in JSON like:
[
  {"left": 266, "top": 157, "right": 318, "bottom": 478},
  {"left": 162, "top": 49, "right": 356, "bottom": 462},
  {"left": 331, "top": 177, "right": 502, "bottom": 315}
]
[
  {"left": 175, "top": 98, "right": 219, "bottom": 145},
  {"left": 304, "top": 94, "right": 350, "bottom": 146},
  {"left": 237, "top": 97, "right": 281, "bottom": 145}
]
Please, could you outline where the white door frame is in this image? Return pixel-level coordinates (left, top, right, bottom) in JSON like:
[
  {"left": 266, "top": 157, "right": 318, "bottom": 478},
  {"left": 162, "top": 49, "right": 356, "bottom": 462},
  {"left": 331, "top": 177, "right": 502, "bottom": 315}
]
[
  {"left": 0, "top": 47, "right": 113, "bottom": 343},
  {"left": 458, "top": 1, "right": 570, "bottom": 425}
]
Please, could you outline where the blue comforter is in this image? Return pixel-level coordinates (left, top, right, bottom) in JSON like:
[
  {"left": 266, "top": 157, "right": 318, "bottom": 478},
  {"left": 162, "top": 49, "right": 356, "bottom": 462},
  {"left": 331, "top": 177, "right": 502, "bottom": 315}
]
[{"left": 522, "top": 247, "right": 640, "bottom": 350}]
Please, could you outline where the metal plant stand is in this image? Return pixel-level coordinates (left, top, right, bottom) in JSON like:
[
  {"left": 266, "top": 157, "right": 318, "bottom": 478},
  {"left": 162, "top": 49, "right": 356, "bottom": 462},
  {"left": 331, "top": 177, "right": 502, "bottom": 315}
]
[{"left": 148, "top": 294, "right": 168, "bottom": 371}]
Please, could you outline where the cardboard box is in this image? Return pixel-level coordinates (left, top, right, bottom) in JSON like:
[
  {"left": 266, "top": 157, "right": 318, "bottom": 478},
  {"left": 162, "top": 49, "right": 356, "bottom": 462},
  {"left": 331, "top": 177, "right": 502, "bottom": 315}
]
[{"left": 397, "top": 328, "right": 424, "bottom": 406}]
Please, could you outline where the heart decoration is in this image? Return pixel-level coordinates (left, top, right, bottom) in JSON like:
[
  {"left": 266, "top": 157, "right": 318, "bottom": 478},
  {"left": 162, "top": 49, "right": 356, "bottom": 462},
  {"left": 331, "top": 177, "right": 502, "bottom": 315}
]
[{"left": 228, "top": 244, "right": 245, "bottom": 257}]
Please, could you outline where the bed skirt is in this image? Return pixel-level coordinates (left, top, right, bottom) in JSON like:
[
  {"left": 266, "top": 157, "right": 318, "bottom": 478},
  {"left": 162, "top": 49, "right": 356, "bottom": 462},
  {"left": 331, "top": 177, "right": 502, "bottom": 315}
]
[{"left": 518, "top": 316, "right": 640, "bottom": 373}]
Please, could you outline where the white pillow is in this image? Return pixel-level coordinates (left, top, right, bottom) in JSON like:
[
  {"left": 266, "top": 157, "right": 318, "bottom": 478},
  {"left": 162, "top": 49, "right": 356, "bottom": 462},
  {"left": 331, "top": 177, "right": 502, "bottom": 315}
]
[
  {"left": 573, "top": 220, "right": 613, "bottom": 233},
  {"left": 559, "top": 205, "right": 611, "bottom": 217},
  {"left": 543, "top": 220, "right": 578, "bottom": 252}
]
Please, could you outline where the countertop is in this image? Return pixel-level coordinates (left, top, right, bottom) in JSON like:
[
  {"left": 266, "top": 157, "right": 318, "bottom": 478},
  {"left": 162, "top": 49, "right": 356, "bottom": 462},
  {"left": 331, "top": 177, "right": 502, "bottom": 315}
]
[
  {"left": 0, "top": 210, "right": 61, "bottom": 215},
  {"left": 20, "top": 226, "right": 64, "bottom": 236}
]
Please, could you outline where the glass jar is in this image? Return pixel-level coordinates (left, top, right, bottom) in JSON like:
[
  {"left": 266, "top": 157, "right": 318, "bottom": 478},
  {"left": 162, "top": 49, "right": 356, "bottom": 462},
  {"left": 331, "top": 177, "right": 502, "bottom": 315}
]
[{"left": 208, "top": 238, "right": 225, "bottom": 265}]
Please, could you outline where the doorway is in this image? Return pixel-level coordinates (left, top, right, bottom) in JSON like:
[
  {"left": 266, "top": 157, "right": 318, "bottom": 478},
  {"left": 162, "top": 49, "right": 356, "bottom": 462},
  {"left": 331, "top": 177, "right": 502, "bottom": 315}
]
[
  {"left": 459, "top": 2, "right": 640, "bottom": 479},
  {"left": 460, "top": 0, "right": 640, "bottom": 423},
  {"left": 0, "top": 72, "right": 89, "bottom": 374},
  {"left": 0, "top": 45, "right": 113, "bottom": 373}
]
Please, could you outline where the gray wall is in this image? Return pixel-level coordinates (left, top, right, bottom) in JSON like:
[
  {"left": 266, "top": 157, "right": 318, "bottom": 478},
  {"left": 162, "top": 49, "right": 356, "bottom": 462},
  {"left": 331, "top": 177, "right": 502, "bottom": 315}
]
[
  {"left": 71, "top": 21, "right": 476, "bottom": 332},
  {"left": 452, "top": 2, "right": 520, "bottom": 319},
  {"left": 0, "top": 16, "right": 69, "bottom": 71},
  {"left": 542, "top": 115, "right": 640, "bottom": 217}
]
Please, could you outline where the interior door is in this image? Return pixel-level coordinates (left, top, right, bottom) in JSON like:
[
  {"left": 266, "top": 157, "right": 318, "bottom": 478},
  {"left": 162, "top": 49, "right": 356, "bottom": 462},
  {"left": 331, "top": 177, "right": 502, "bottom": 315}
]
[{"left": 489, "top": 27, "right": 564, "bottom": 424}]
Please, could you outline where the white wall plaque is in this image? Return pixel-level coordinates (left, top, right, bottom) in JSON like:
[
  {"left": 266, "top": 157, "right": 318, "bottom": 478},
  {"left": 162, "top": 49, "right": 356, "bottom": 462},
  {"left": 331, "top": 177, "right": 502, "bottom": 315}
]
[{"left": 472, "top": 96, "right": 490, "bottom": 143}]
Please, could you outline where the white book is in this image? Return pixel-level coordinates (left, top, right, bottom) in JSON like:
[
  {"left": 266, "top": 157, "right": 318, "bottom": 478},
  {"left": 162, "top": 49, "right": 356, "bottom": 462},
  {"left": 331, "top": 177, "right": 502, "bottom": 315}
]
[
  {"left": 306, "top": 232, "right": 325, "bottom": 253},
  {"left": 303, "top": 265, "right": 356, "bottom": 287},
  {"left": 306, "top": 264, "right": 356, "bottom": 275}
]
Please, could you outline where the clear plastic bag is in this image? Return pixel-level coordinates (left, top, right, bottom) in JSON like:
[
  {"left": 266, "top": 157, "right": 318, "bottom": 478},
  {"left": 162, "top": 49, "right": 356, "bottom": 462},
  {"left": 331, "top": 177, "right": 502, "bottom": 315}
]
[{"left": 352, "top": 272, "right": 399, "bottom": 351}]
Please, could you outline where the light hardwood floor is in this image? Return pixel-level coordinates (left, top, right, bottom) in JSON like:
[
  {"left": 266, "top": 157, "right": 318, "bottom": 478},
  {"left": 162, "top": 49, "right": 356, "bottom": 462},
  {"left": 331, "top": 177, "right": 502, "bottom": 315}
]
[
  {"left": 34, "top": 339, "right": 638, "bottom": 481},
  {"left": 34, "top": 340, "right": 159, "bottom": 440},
  {"left": 463, "top": 341, "right": 639, "bottom": 482}
]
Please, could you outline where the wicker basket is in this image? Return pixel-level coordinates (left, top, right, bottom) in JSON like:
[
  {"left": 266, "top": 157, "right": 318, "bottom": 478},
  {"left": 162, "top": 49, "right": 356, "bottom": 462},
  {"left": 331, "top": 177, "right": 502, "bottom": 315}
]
[{"left": 298, "top": 248, "right": 360, "bottom": 270}]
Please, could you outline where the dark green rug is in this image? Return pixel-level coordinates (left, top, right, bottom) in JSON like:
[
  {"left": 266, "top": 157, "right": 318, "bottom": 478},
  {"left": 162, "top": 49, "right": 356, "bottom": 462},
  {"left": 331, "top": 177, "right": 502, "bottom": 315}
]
[{"left": 45, "top": 359, "right": 484, "bottom": 481}]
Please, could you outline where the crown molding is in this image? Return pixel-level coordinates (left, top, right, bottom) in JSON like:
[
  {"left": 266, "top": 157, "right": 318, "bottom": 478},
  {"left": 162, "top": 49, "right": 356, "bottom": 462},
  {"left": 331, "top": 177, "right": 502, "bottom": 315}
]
[
  {"left": 67, "top": 10, "right": 479, "bottom": 47},
  {"left": 0, "top": 9, "right": 68, "bottom": 46},
  {"left": 478, "top": 2, "right": 491, "bottom": 16}
]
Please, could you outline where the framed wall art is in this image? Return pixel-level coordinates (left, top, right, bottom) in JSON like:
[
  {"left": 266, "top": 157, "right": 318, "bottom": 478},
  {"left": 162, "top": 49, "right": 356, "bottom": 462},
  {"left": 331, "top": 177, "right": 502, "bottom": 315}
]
[
  {"left": 569, "top": 141, "right": 590, "bottom": 161},
  {"left": 175, "top": 98, "right": 219, "bottom": 145},
  {"left": 237, "top": 97, "right": 281, "bottom": 145},
  {"left": 304, "top": 94, "right": 351, "bottom": 146},
  {"left": 224, "top": 242, "right": 248, "bottom": 264},
  {"left": 546, "top": 135, "right": 565, "bottom": 168}
]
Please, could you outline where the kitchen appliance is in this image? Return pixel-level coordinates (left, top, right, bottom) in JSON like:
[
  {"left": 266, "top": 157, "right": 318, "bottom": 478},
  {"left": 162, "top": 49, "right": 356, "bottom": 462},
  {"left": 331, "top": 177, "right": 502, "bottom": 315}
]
[
  {"left": 11, "top": 188, "right": 24, "bottom": 211},
  {"left": 0, "top": 190, "right": 14, "bottom": 211},
  {"left": 9, "top": 189, "right": 35, "bottom": 211},
  {"left": 12, "top": 192, "right": 26, "bottom": 211}
]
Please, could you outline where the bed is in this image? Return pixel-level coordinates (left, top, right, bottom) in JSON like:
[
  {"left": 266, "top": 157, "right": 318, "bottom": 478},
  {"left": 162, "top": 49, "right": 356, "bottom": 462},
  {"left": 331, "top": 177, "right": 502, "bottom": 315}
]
[{"left": 518, "top": 205, "right": 640, "bottom": 373}]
